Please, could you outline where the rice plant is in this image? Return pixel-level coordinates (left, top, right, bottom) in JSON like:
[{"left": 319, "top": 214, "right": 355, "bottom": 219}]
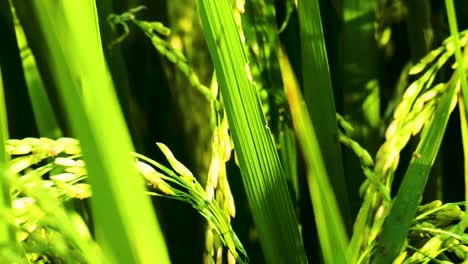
[{"left": 1, "top": 0, "right": 468, "bottom": 263}]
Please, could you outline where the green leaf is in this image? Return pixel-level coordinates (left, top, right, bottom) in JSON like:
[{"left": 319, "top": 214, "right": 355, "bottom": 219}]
[
  {"left": 196, "top": 0, "right": 308, "bottom": 262},
  {"left": 280, "top": 46, "right": 349, "bottom": 264},
  {"left": 297, "top": 0, "right": 351, "bottom": 235},
  {"left": 0, "top": 0, "right": 14, "bottom": 251},
  {"left": 12, "top": 1, "right": 171, "bottom": 263},
  {"left": 15, "top": 23, "right": 62, "bottom": 138},
  {"left": 373, "top": 80, "right": 458, "bottom": 263}
]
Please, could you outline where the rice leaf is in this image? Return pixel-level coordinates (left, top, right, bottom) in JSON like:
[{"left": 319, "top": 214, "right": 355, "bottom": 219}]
[
  {"left": 297, "top": 0, "right": 351, "bottom": 233},
  {"left": 445, "top": 0, "right": 468, "bottom": 128},
  {"left": 12, "top": 1, "right": 170, "bottom": 263},
  {"left": 0, "top": 46, "right": 13, "bottom": 264},
  {"left": 445, "top": 0, "right": 468, "bottom": 238},
  {"left": 373, "top": 80, "right": 458, "bottom": 263},
  {"left": 196, "top": 0, "right": 308, "bottom": 262},
  {"left": 279, "top": 45, "right": 349, "bottom": 264},
  {"left": 0, "top": 0, "right": 20, "bottom": 258},
  {"left": 14, "top": 24, "right": 62, "bottom": 138}
]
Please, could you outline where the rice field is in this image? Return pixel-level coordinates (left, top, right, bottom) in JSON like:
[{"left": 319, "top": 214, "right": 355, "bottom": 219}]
[{"left": 0, "top": 0, "right": 467, "bottom": 263}]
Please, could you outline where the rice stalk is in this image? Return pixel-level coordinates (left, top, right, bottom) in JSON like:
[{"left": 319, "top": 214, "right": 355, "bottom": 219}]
[
  {"left": 107, "top": 7, "right": 219, "bottom": 110},
  {"left": 445, "top": 0, "right": 468, "bottom": 120},
  {"left": 203, "top": 107, "right": 238, "bottom": 264},
  {"left": 4, "top": 138, "right": 105, "bottom": 263},
  {"left": 373, "top": 77, "right": 458, "bottom": 262},
  {"left": 108, "top": 8, "right": 245, "bottom": 263},
  {"left": 136, "top": 143, "right": 247, "bottom": 263},
  {"left": 165, "top": 0, "right": 214, "bottom": 180},
  {"left": 351, "top": 30, "right": 468, "bottom": 263},
  {"left": 372, "top": 10, "right": 468, "bottom": 255},
  {"left": 386, "top": 200, "right": 468, "bottom": 263},
  {"left": 3, "top": 136, "right": 247, "bottom": 262},
  {"left": 336, "top": 114, "right": 389, "bottom": 203},
  {"left": 444, "top": 0, "right": 468, "bottom": 253}
]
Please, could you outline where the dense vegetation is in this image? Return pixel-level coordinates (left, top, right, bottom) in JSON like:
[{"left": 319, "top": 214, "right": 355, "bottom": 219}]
[{"left": 0, "top": 0, "right": 468, "bottom": 263}]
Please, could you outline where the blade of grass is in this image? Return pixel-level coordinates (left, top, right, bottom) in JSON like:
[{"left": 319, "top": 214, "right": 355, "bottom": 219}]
[
  {"left": 279, "top": 45, "right": 349, "bottom": 264},
  {"left": 458, "top": 84, "right": 468, "bottom": 215},
  {"left": 446, "top": 0, "right": 468, "bottom": 126},
  {"left": 0, "top": 0, "right": 37, "bottom": 139},
  {"left": 278, "top": 123, "right": 298, "bottom": 201},
  {"left": 0, "top": 1, "right": 20, "bottom": 259},
  {"left": 373, "top": 79, "right": 458, "bottom": 263},
  {"left": 406, "top": 0, "right": 443, "bottom": 204},
  {"left": 0, "top": 51, "right": 13, "bottom": 261},
  {"left": 297, "top": 0, "right": 351, "bottom": 233},
  {"left": 446, "top": 0, "right": 468, "bottom": 235},
  {"left": 12, "top": 1, "right": 171, "bottom": 263},
  {"left": 14, "top": 24, "right": 62, "bottom": 139},
  {"left": 196, "top": 0, "right": 308, "bottom": 263}
]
